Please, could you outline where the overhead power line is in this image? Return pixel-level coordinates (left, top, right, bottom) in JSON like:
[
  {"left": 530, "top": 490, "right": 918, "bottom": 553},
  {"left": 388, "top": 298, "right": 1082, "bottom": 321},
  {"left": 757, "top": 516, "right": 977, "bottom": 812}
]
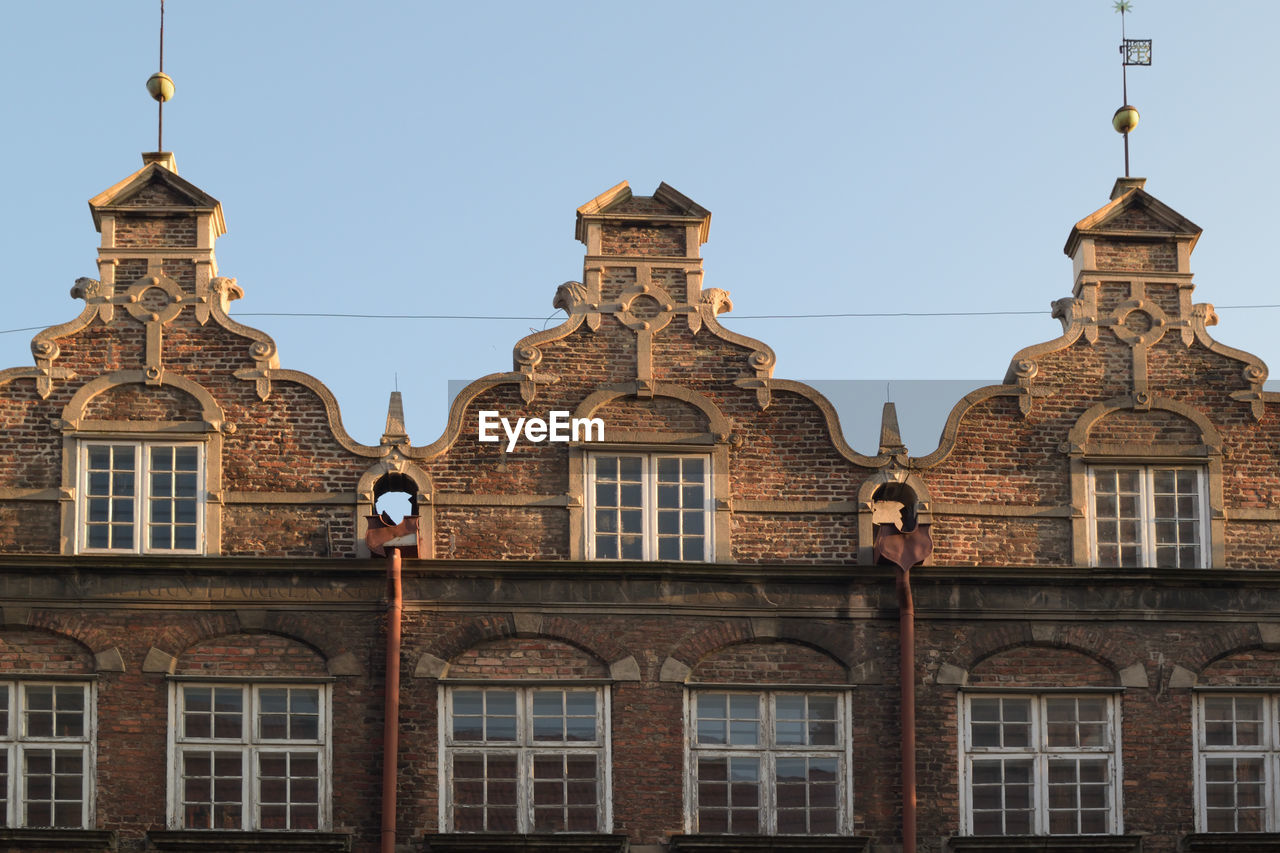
[{"left": 3, "top": 304, "right": 1280, "bottom": 338}]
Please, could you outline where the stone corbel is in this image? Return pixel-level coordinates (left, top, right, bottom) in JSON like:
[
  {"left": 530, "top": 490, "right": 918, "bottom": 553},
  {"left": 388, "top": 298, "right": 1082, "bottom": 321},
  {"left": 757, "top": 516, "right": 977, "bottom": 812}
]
[
  {"left": 686, "top": 287, "right": 734, "bottom": 335},
  {"left": 30, "top": 339, "right": 77, "bottom": 400},
  {"left": 1009, "top": 358, "right": 1052, "bottom": 416},
  {"left": 581, "top": 266, "right": 604, "bottom": 331},
  {"left": 71, "top": 277, "right": 115, "bottom": 323},
  {"left": 513, "top": 343, "right": 560, "bottom": 404},
  {"left": 233, "top": 340, "right": 279, "bottom": 401},
  {"left": 197, "top": 277, "right": 243, "bottom": 326},
  {"left": 1230, "top": 363, "right": 1269, "bottom": 420}
]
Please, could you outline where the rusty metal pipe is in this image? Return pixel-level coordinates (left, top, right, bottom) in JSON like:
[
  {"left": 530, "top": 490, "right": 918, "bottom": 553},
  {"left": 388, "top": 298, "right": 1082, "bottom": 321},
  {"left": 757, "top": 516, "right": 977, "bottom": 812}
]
[
  {"left": 381, "top": 547, "right": 403, "bottom": 853},
  {"left": 897, "top": 565, "right": 917, "bottom": 853}
]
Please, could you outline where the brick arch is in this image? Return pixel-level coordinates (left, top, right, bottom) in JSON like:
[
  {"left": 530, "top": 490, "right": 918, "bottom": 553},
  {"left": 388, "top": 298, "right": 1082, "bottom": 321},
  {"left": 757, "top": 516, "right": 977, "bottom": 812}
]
[
  {"left": 688, "top": 639, "right": 849, "bottom": 685},
  {"left": 427, "top": 614, "right": 626, "bottom": 670},
  {"left": 1198, "top": 646, "right": 1280, "bottom": 686},
  {"left": 946, "top": 624, "right": 1126, "bottom": 683},
  {"left": 667, "top": 619, "right": 856, "bottom": 672},
  {"left": 1191, "top": 624, "right": 1280, "bottom": 676},
  {"left": 26, "top": 611, "right": 122, "bottom": 661},
  {"left": 0, "top": 625, "right": 96, "bottom": 675},
  {"left": 174, "top": 631, "right": 328, "bottom": 678},
  {"left": 968, "top": 644, "right": 1119, "bottom": 688}
]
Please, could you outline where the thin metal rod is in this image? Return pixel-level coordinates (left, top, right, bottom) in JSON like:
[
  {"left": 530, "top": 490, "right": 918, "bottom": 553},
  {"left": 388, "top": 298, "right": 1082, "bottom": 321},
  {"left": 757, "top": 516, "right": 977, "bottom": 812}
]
[
  {"left": 1124, "top": 132, "right": 1131, "bottom": 178},
  {"left": 157, "top": 0, "right": 165, "bottom": 151}
]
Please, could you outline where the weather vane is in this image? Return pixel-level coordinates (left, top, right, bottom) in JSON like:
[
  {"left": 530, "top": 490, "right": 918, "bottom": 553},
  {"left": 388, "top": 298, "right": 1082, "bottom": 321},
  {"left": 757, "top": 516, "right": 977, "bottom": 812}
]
[
  {"left": 145, "top": 0, "right": 175, "bottom": 152},
  {"left": 1112, "top": 1, "right": 1151, "bottom": 177}
]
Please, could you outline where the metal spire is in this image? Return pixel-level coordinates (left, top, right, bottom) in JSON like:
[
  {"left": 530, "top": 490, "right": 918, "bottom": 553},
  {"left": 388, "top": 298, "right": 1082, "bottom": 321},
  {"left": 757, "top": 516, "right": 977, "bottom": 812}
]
[
  {"left": 145, "top": 0, "right": 175, "bottom": 152},
  {"left": 1112, "top": 1, "right": 1151, "bottom": 177}
]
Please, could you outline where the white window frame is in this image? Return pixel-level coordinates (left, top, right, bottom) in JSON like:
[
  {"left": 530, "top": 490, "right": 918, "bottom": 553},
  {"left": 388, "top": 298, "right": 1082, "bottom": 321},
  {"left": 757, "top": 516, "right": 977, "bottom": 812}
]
[
  {"left": 166, "top": 682, "right": 332, "bottom": 831},
  {"left": 0, "top": 681, "right": 95, "bottom": 829},
  {"left": 76, "top": 440, "right": 206, "bottom": 555},
  {"left": 439, "top": 685, "right": 612, "bottom": 833},
  {"left": 1086, "top": 465, "right": 1208, "bottom": 568},
  {"left": 959, "top": 693, "right": 1123, "bottom": 837},
  {"left": 585, "top": 453, "right": 713, "bottom": 562},
  {"left": 1193, "top": 692, "right": 1280, "bottom": 832},
  {"left": 684, "top": 690, "right": 853, "bottom": 836}
]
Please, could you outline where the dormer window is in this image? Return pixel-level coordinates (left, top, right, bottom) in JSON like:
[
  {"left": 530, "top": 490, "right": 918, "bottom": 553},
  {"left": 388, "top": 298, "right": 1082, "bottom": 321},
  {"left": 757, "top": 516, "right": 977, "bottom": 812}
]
[
  {"left": 78, "top": 441, "right": 205, "bottom": 554},
  {"left": 1087, "top": 465, "right": 1206, "bottom": 568},
  {"left": 586, "top": 453, "right": 711, "bottom": 561}
]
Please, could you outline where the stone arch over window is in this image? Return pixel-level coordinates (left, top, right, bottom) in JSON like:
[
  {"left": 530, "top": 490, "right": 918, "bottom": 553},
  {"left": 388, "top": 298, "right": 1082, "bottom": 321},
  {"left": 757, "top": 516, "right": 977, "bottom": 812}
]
[
  {"left": 58, "top": 372, "right": 227, "bottom": 556},
  {"left": 567, "top": 384, "right": 733, "bottom": 561},
  {"left": 856, "top": 469, "right": 933, "bottom": 566},
  {"left": 1064, "top": 395, "right": 1225, "bottom": 567},
  {"left": 355, "top": 458, "right": 434, "bottom": 558}
]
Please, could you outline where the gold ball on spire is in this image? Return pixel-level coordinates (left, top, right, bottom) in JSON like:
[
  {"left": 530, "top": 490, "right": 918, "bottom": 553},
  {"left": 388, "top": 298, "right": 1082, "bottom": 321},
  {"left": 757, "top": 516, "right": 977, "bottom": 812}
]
[
  {"left": 146, "top": 72, "right": 175, "bottom": 103},
  {"left": 1112, "top": 104, "right": 1140, "bottom": 134}
]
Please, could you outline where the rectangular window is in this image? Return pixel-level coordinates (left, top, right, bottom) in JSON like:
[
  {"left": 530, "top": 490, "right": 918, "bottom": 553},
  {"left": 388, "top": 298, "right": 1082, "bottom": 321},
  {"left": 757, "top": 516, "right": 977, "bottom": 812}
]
[
  {"left": 1088, "top": 466, "right": 1206, "bottom": 568},
  {"left": 79, "top": 441, "right": 204, "bottom": 554},
  {"left": 961, "top": 694, "right": 1120, "bottom": 836},
  {"left": 0, "top": 682, "right": 93, "bottom": 828},
  {"left": 587, "top": 454, "right": 711, "bottom": 561},
  {"left": 443, "top": 686, "right": 609, "bottom": 833},
  {"left": 170, "top": 683, "right": 328, "bottom": 831},
  {"left": 687, "top": 691, "right": 849, "bottom": 835},
  {"left": 1196, "top": 694, "right": 1280, "bottom": 832}
]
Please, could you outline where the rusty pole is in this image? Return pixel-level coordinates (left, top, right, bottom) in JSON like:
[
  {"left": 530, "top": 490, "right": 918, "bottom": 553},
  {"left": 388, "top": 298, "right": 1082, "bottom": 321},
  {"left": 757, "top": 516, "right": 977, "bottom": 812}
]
[
  {"left": 381, "top": 547, "right": 403, "bottom": 853},
  {"left": 897, "top": 565, "right": 917, "bottom": 853}
]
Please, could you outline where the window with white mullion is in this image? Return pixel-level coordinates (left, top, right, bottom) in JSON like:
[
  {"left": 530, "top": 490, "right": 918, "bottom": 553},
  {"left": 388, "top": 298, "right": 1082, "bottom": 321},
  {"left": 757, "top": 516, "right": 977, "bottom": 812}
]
[
  {"left": 588, "top": 453, "right": 710, "bottom": 562},
  {"left": 80, "top": 440, "right": 204, "bottom": 555},
  {"left": 445, "top": 687, "right": 608, "bottom": 833},
  {"left": 0, "top": 682, "right": 94, "bottom": 829},
  {"left": 689, "top": 691, "right": 846, "bottom": 835},
  {"left": 963, "top": 694, "right": 1117, "bottom": 836},
  {"left": 172, "top": 683, "right": 326, "bottom": 831},
  {"left": 1196, "top": 694, "right": 1279, "bottom": 832},
  {"left": 1089, "top": 465, "right": 1205, "bottom": 568}
]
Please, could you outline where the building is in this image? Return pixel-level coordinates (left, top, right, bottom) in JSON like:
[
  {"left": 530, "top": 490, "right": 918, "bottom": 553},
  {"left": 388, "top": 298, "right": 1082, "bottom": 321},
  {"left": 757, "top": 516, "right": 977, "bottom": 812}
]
[{"left": 0, "top": 146, "right": 1278, "bottom": 853}]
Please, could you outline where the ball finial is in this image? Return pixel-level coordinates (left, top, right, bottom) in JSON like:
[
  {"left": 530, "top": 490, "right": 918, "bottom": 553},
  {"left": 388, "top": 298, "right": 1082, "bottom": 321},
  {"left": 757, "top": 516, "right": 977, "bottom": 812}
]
[
  {"left": 1112, "top": 104, "right": 1140, "bottom": 134},
  {"left": 146, "top": 72, "right": 175, "bottom": 103}
]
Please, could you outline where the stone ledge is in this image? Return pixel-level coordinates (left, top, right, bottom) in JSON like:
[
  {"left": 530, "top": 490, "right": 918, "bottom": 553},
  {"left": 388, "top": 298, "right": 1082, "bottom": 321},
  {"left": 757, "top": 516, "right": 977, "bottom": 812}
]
[
  {"left": 0, "top": 829, "right": 116, "bottom": 850},
  {"left": 422, "top": 834, "right": 630, "bottom": 852},
  {"left": 1181, "top": 833, "right": 1280, "bottom": 852},
  {"left": 670, "top": 835, "right": 870, "bottom": 852},
  {"left": 947, "top": 836, "right": 1143, "bottom": 852},
  {"left": 147, "top": 830, "right": 352, "bottom": 851}
]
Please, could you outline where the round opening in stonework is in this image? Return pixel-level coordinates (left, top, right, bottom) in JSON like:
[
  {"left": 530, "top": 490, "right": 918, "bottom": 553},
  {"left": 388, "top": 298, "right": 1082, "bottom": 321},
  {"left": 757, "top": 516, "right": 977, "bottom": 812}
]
[
  {"left": 1123, "top": 309, "right": 1152, "bottom": 334},
  {"left": 627, "top": 294, "right": 663, "bottom": 320},
  {"left": 140, "top": 287, "right": 171, "bottom": 312}
]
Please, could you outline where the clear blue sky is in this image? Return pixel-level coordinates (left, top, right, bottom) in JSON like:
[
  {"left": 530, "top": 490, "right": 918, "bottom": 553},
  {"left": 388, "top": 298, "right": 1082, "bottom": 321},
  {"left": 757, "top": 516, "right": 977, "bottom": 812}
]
[{"left": 2, "top": 2, "right": 1277, "bottom": 453}]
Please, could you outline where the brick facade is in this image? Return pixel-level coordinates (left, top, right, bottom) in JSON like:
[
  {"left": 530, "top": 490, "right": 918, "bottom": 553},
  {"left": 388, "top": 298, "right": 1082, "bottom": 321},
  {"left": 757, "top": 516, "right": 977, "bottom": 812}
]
[{"left": 0, "top": 159, "right": 1277, "bottom": 852}]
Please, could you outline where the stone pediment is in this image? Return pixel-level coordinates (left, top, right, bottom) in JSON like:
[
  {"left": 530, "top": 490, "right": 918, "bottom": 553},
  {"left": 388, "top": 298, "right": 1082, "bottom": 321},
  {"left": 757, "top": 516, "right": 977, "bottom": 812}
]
[
  {"left": 1064, "top": 179, "right": 1201, "bottom": 257},
  {"left": 575, "top": 181, "right": 711, "bottom": 244},
  {"left": 88, "top": 158, "right": 224, "bottom": 235}
]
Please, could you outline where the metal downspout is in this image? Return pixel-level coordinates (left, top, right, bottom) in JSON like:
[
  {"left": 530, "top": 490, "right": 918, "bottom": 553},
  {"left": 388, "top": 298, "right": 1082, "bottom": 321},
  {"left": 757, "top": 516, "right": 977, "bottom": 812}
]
[
  {"left": 381, "top": 547, "right": 403, "bottom": 853},
  {"left": 897, "top": 565, "right": 917, "bottom": 853}
]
